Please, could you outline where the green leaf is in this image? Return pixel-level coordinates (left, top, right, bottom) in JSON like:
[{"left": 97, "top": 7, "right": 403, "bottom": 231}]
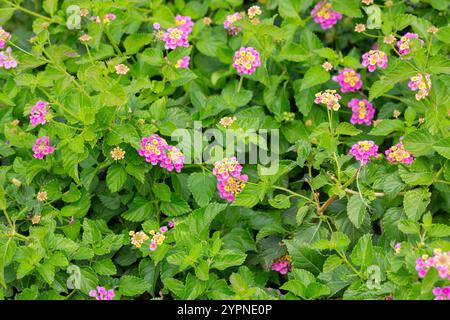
[
  {"left": 212, "top": 250, "right": 247, "bottom": 270},
  {"left": 300, "top": 66, "right": 330, "bottom": 90},
  {"left": 124, "top": 33, "right": 153, "bottom": 54},
  {"left": 106, "top": 164, "right": 127, "bottom": 193},
  {"left": 368, "top": 119, "right": 404, "bottom": 136},
  {"left": 333, "top": 0, "right": 362, "bottom": 17},
  {"left": 92, "top": 259, "right": 117, "bottom": 275},
  {"left": 187, "top": 172, "right": 216, "bottom": 207},
  {"left": 139, "top": 48, "right": 164, "bottom": 66},
  {"left": 153, "top": 183, "right": 171, "bottom": 202},
  {"left": 305, "top": 282, "right": 331, "bottom": 299},
  {"left": 369, "top": 63, "right": 416, "bottom": 100},
  {"left": 268, "top": 194, "right": 291, "bottom": 209},
  {"left": 285, "top": 240, "right": 325, "bottom": 275},
  {"left": 231, "top": 183, "right": 265, "bottom": 208},
  {"left": 161, "top": 194, "right": 191, "bottom": 216},
  {"left": 350, "top": 234, "right": 373, "bottom": 267},
  {"left": 122, "top": 197, "right": 154, "bottom": 222},
  {"left": 118, "top": 275, "right": 150, "bottom": 296},
  {"left": 425, "top": 224, "right": 450, "bottom": 238},
  {"left": 347, "top": 195, "right": 368, "bottom": 229},
  {"left": 42, "top": 0, "right": 58, "bottom": 16},
  {"left": 403, "top": 129, "right": 435, "bottom": 157},
  {"left": 323, "top": 255, "right": 343, "bottom": 273},
  {"left": 336, "top": 123, "right": 362, "bottom": 136},
  {"left": 433, "top": 138, "right": 450, "bottom": 159},
  {"left": 398, "top": 220, "right": 420, "bottom": 234},
  {"left": 403, "top": 188, "right": 431, "bottom": 221}
]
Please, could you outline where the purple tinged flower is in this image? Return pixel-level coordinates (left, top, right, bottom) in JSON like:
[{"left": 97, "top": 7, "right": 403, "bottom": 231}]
[
  {"left": 89, "top": 286, "right": 115, "bottom": 300},
  {"left": 385, "top": 138, "right": 414, "bottom": 166},
  {"left": 175, "top": 15, "right": 194, "bottom": 34},
  {"left": 349, "top": 141, "right": 379, "bottom": 165},
  {"left": 213, "top": 157, "right": 248, "bottom": 202},
  {"left": 311, "top": 1, "right": 342, "bottom": 30},
  {"left": 162, "top": 27, "right": 189, "bottom": 50},
  {"left": 333, "top": 68, "right": 362, "bottom": 92},
  {"left": 362, "top": 50, "right": 388, "bottom": 72},
  {"left": 138, "top": 134, "right": 185, "bottom": 173},
  {"left": 153, "top": 22, "right": 161, "bottom": 30},
  {"left": 0, "top": 47, "right": 18, "bottom": 69},
  {"left": 175, "top": 55, "right": 190, "bottom": 69},
  {"left": 347, "top": 98, "right": 375, "bottom": 126},
  {"left": 233, "top": 47, "right": 261, "bottom": 75},
  {"left": 408, "top": 73, "right": 431, "bottom": 101},
  {"left": 150, "top": 241, "right": 157, "bottom": 251},
  {"left": 33, "top": 136, "right": 56, "bottom": 159},
  {"left": 396, "top": 33, "right": 423, "bottom": 56},
  {"left": 224, "top": 12, "right": 243, "bottom": 35},
  {"left": 160, "top": 226, "right": 168, "bottom": 233},
  {"left": 30, "top": 100, "right": 49, "bottom": 127},
  {"left": 168, "top": 221, "right": 174, "bottom": 228},
  {"left": 0, "top": 27, "right": 12, "bottom": 49}
]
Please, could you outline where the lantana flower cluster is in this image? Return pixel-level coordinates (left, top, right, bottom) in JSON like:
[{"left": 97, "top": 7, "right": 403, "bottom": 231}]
[
  {"left": 408, "top": 73, "right": 432, "bottom": 100},
  {"left": 385, "top": 138, "right": 414, "bottom": 166},
  {"left": 129, "top": 221, "right": 174, "bottom": 252},
  {"left": 33, "top": 136, "right": 56, "bottom": 159},
  {"left": 311, "top": 1, "right": 342, "bottom": 30},
  {"left": 91, "top": 13, "right": 116, "bottom": 25},
  {"left": 29, "top": 101, "right": 50, "bottom": 127},
  {"left": 314, "top": 89, "right": 342, "bottom": 111},
  {"left": 361, "top": 50, "right": 388, "bottom": 72},
  {"left": 416, "top": 249, "right": 450, "bottom": 280},
  {"left": 138, "top": 134, "right": 185, "bottom": 173},
  {"left": 0, "top": 27, "right": 17, "bottom": 70},
  {"left": 213, "top": 157, "right": 248, "bottom": 202},
  {"left": 271, "top": 255, "right": 292, "bottom": 275},
  {"left": 175, "top": 15, "right": 194, "bottom": 34},
  {"left": 333, "top": 68, "right": 362, "bottom": 92},
  {"left": 162, "top": 27, "right": 189, "bottom": 50},
  {"left": 175, "top": 55, "right": 190, "bottom": 68},
  {"left": 432, "top": 286, "right": 450, "bottom": 300},
  {"left": 347, "top": 98, "right": 375, "bottom": 126},
  {"left": 89, "top": 286, "right": 115, "bottom": 300},
  {"left": 349, "top": 141, "right": 379, "bottom": 165},
  {"left": 396, "top": 33, "right": 423, "bottom": 56},
  {"left": 233, "top": 47, "right": 261, "bottom": 75},
  {"left": 224, "top": 12, "right": 243, "bottom": 35}
]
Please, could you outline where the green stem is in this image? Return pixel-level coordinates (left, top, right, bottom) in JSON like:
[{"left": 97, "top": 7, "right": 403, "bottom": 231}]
[
  {"left": 84, "top": 43, "right": 94, "bottom": 65},
  {"left": 272, "top": 185, "right": 316, "bottom": 205},
  {"left": 2, "top": 0, "right": 53, "bottom": 22},
  {"left": 237, "top": 75, "right": 244, "bottom": 93}
]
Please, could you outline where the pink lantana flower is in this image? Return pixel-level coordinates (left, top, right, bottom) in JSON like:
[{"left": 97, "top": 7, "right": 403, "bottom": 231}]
[
  {"left": 30, "top": 101, "right": 49, "bottom": 127},
  {"left": 385, "top": 138, "right": 414, "bottom": 166},
  {"left": 33, "top": 136, "right": 56, "bottom": 159},
  {"left": 213, "top": 157, "right": 248, "bottom": 202},
  {"left": 162, "top": 27, "right": 189, "bottom": 50},
  {"left": 89, "top": 286, "right": 115, "bottom": 300},
  {"left": 396, "top": 33, "right": 423, "bottom": 56},
  {"left": 311, "top": 1, "right": 342, "bottom": 30},
  {"left": 347, "top": 99, "right": 375, "bottom": 126},
  {"left": 362, "top": 50, "right": 388, "bottom": 72},
  {"left": 333, "top": 68, "right": 362, "bottom": 92},
  {"left": 0, "top": 47, "right": 18, "bottom": 69},
  {"left": 175, "top": 15, "right": 194, "bottom": 34},
  {"left": 349, "top": 141, "right": 379, "bottom": 164},
  {"left": 0, "top": 27, "right": 11, "bottom": 49},
  {"left": 224, "top": 12, "right": 243, "bottom": 35},
  {"left": 408, "top": 73, "right": 431, "bottom": 101},
  {"left": 314, "top": 89, "right": 342, "bottom": 111},
  {"left": 233, "top": 47, "right": 261, "bottom": 75},
  {"left": 175, "top": 55, "right": 190, "bottom": 69}
]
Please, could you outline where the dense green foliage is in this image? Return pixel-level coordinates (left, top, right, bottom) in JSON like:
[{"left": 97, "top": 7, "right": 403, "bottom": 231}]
[{"left": 0, "top": 0, "right": 449, "bottom": 300}]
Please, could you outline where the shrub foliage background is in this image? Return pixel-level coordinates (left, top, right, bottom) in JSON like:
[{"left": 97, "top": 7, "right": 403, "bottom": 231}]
[{"left": 0, "top": 0, "right": 449, "bottom": 300}]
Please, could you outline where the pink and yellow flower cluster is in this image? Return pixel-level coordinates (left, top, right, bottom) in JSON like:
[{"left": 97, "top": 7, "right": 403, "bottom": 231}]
[
  {"left": 233, "top": 47, "right": 261, "bottom": 75},
  {"left": 362, "top": 50, "right": 388, "bottom": 72},
  {"left": 175, "top": 15, "right": 194, "bottom": 34},
  {"left": 224, "top": 12, "right": 243, "bottom": 35},
  {"left": 333, "top": 68, "right": 362, "bottom": 92},
  {"left": 349, "top": 141, "right": 379, "bottom": 165},
  {"left": 30, "top": 101, "right": 49, "bottom": 127},
  {"left": 162, "top": 27, "right": 189, "bottom": 50},
  {"left": 396, "top": 33, "right": 423, "bottom": 56},
  {"left": 433, "top": 286, "right": 450, "bottom": 300},
  {"left": 311, "top": 1, "right": 342, "bottom": 30},
  {"left": 408, "top": 73, "right": 432, "bottom": 101},
  {"left": 416, "top": 249, "right": 450, "bottom": 280},
  {"left": 33, "top": 136, "right": 56, "bottom": 159},
  {"left": 138, "top": 134, "right": 185, "bottom": 173},
  {"left": 347, "top": 99, "right": 375, "bottom": 126},
  {"left": 213, "top": 157, "right": 248, "bottom": 202},
  {"left": 314, "top": 89, "right": 342, "bottom": 111},
  {"left": 129, "top": 222, "right": 174, "bottom": 252},
  {"left": 0, "top": 27, "right": 17, "bottom": 69},
  {"left": 385, "top": 138, "right": 414, "bottom": 166}
]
